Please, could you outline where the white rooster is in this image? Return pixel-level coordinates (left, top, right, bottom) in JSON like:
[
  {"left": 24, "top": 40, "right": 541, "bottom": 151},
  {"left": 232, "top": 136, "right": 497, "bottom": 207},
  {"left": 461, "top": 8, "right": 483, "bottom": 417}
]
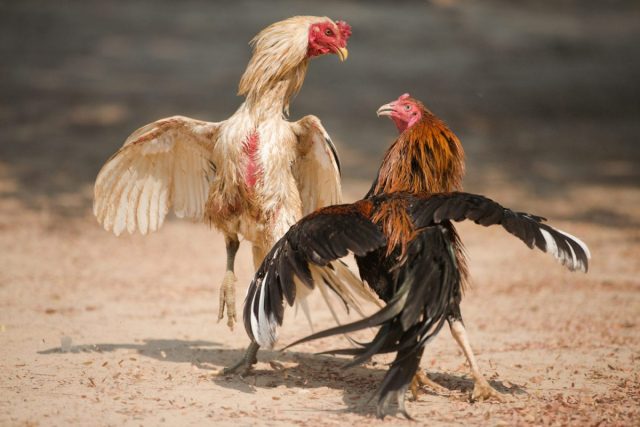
[{"left": 93, "top": 17, "right": 375, "bottom": 334}]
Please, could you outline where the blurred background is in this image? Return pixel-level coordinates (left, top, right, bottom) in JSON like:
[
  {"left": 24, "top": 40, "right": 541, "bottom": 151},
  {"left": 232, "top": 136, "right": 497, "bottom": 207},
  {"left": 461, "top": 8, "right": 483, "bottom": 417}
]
[
  {"left": 2, "top": 2, "right": 639, "bottom": 424},
  {"left": 1, "top": 0, "right": 639, "bottom": 222}
]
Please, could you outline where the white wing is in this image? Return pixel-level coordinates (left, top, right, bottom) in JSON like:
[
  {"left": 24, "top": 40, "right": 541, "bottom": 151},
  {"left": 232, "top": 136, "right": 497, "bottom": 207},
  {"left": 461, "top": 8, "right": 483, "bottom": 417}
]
[
  {"left": 292, "top": 115, "right": 342, "bottom": 215},
  {"left": 94, "top": 115, "right": 221, "bottom": 236}
]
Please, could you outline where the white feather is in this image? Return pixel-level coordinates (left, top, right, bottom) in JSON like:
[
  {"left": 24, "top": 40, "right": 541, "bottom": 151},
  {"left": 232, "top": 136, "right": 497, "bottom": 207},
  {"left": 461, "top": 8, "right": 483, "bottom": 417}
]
[
  {"left": 113, "top": 169, "right": 138, "bottom": 236},
  {"left": 256, "top": 271, "right": 277, "bottom": 348},
  {"left": 191, "top": 151, "right": 204, "bottom": 220},
  {"left": 189, "top": 151, "right": 200, "bottom": 218},
  {"left": 540, "top": 228, "right": 558, "bottom": 260},
  {"left": 541, "top": 226, "right": 589, "bottom": 272},
  {"left": 116, "top": 155, "right": 149, "bottom": 235},
  {"left": 95, "top": 149, "right": 127, "bottom": 195},
  {"left": 193, "top": 153, "right": 204, "bottom": 219},
  {"left": 94, "top": 116, "right": 218, "bottom": 234},
  {"left": 556, "top": 228, "right": 591, "bottom": 260},
  {"left": 137, "top": 169, "right": 154, "bottom": 235},
  {"left": 173, "top": 149, "right": 186, "bottom": 218},
  {"left": 249, "top": 282, "right": 261, "bottom": 345},
  {"left": 93, "top": 155, "right": 122, "bottom": 217},
  {"left": 250, "top": 273, "right": 278, "bottom": 349},
  {"left": 140, "top": 132, "right": 175, "bottom": 155},
  {"left": 126, "top": 160, "right": 146, "bottom": 234},
  {"left": 294, "top": 118, "right": 342, "bottom": 216},
  {"left": 148, "top": 159, "right": 162, "bottom": 232},
  {"left": 103, "top": 162, "right": 135, "bottom": 232},
  {"left": 332, "top": 261, "right": 382, "bottom": 308},
  {"left": 95, "top": 154, "right": 132, "bottom": 224},
  {"left": 157, "top": 163, "right": 169, "bottom": 229},
  {"left": 310, "top": 266, "right": 342, "bottom": 328},
  {"left": 565, "top": 239, "right": 577, "bottom": 269},
  {"left": 184, "top": 151, "right": 196, "bottom": 218},
  {"left": 199, "top": 157, "right": 209, "bottom": 217},
  {"left": 123, "top": 122, "right": 158, "bottom": 146},
  {"left": 298, "top": 297, "right": 314, "bottom": 334}
]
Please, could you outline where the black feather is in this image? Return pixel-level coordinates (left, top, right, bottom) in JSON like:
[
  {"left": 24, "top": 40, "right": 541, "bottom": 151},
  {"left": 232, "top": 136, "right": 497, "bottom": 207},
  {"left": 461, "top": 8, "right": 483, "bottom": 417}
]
[
  {"left": 242, "top": 205, "right": 386, "bottom": 348},
  {"left": 285, "top": 226, "right": 461, "bottom": 418}
]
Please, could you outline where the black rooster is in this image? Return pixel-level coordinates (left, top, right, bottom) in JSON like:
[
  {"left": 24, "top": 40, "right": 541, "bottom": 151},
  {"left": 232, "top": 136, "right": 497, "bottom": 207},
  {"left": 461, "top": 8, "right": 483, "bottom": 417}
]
[{"left": 241, "top": 94, "right": 590, "bottom": 418}]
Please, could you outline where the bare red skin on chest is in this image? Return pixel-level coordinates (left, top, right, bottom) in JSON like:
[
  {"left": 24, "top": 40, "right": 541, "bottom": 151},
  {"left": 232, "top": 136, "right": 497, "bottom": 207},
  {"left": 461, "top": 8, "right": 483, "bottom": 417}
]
[{"left": 242, "top": 131, "right": 261, "bottom": 189}]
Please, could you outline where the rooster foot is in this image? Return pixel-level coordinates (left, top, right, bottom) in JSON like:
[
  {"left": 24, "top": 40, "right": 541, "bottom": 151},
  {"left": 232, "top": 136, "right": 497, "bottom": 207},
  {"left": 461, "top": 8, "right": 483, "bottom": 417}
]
[
  {"left": 221, "top": 342, "right": 259, "bottom": 377},
  {"left": 217, "top": 271, "right": 237, "bottom": 330},
  {"left": 471, "top": 378, "right": 503, "bottom": 402},
  {"left": 409, "top": 370, "right": 446, "bottom": 401},
  {"left": 377, "top": 389, "right": 414, "bottom": 420}
]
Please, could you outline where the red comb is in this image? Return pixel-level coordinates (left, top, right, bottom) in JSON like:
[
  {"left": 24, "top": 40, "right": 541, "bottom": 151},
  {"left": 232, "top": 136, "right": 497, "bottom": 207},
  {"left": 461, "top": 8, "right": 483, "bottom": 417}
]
[{"left": 336, "top": 20, "right": 352, "bottom": 44}]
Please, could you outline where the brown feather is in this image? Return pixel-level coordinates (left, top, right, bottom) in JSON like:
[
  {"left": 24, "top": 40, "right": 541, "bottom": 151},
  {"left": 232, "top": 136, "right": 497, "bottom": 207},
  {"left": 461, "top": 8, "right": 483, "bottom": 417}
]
[
  {"left": 369, "top": 104, "right": 465, "bottom": 259},
  {"left": 373, "top": 109, "right": 464, "bottom": 196},
  {"left": 371, "top": 198, "right": 416, "bottom": 259}
]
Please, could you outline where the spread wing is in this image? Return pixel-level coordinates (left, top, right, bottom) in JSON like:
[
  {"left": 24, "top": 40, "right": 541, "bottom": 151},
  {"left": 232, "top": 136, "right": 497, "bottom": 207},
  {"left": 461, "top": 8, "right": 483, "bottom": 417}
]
[
  {"left": 292, "top": 115, "right": 342, "bottom": 216},
  {"left": 407, "top": 192, "right": 591, "bottom": 272},
  {"left": 93, "top": 116, "right": 221, "bottom": 236},
  {"left": 243, "top": 203, "right": 386, "bottom": 349}
]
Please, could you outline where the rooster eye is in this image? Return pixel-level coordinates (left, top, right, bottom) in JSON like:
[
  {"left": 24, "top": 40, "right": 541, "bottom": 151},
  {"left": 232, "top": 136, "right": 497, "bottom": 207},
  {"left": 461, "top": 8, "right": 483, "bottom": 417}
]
[
  {"left": 324, "top": 28, "right": 334, "bottom": 36},
  {"left": 404, "top": 105, "right": 411, "bottom": 111}
]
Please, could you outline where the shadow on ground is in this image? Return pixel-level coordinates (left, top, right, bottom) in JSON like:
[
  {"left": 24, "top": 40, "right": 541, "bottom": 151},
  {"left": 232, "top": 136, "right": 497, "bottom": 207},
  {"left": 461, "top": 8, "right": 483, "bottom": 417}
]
[{"left": 38, "top": 338, "right": 527, "bottom": 416}]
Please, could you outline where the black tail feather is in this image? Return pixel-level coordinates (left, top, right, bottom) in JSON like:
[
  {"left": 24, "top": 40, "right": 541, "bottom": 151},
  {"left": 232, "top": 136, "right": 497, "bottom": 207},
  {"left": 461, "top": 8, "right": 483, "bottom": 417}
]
[{"left": 285, "top": 226, "right": 462, "bottom": 418}]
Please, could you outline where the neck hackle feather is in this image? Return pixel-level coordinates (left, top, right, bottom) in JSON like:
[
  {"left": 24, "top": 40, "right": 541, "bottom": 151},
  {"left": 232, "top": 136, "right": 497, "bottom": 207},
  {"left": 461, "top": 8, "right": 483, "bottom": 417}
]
[
  {"left": 368, "top": 103, "right": 466, "bottom": 262},
  {"left": 238, "top": 16, "right": 335, "bottom": 113},
  {"left": 371, "top": 106, "right": 465, "bottom": 197}
]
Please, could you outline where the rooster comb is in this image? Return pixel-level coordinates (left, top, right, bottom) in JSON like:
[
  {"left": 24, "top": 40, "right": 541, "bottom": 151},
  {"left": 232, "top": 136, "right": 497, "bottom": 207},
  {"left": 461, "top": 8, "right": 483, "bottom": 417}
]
[{"left": 337, "top": 21, "right": 352, "bottom": 44}]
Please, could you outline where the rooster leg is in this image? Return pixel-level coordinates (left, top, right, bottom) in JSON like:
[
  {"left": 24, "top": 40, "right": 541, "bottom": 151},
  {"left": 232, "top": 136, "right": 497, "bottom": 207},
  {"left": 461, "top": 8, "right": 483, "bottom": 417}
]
[
  {"left": 218, "top": 234, "right": 240, "bottom": 330},
  {"left": 409, "top": 370, "right": 447, "bottom": 400},
  {"left": 448, "top": 318, "right": 503, "bottom": 402},
  {"left": 251, "top": 244, "right": 268, "bottom": 269},
  {"left": 222, "top": 341, "right": 260, "bottom": 376}
]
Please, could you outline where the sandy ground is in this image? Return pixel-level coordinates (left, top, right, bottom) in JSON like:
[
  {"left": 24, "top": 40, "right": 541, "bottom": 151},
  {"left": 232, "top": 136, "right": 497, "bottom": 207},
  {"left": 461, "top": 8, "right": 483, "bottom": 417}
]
[
  {"left": 1, "top": 1, "right": 640, "bottom": 426},
  {"left": 2, "top": 182, "right": 639, "bottom": 426}
]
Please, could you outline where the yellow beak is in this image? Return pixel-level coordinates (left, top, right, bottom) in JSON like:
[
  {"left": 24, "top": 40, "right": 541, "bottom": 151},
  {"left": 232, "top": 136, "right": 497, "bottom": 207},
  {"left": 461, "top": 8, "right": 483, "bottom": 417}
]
[
  {"left": 376, "top": 102, "right": 395, "bottom": 117},
  {"left": 336, "top": 47, "right": 349, "bottom": 62}
]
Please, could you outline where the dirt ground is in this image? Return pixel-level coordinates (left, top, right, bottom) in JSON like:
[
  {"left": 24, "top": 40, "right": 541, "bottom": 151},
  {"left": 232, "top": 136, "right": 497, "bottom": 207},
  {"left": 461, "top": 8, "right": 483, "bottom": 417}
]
[{"left": 1, "top": 1, "right": 639, "bottom": 426}]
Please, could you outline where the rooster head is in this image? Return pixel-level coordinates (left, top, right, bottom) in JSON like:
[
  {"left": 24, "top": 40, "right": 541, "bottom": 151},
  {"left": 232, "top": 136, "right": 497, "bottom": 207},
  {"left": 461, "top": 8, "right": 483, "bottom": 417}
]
[
  {"left": 377, "top": 93, "right": 425, "bottom": 133},
  {"left": 239, "top": 17, "right": 352, "bottom": 109},
  {"left": 307, "top": 20, "right": 351, "bottom": 61}
]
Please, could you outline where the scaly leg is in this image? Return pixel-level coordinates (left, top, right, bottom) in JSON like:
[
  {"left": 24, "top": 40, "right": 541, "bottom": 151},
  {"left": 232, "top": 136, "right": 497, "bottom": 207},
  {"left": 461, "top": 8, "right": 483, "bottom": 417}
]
[
  {"left": 218, "top": 234, "right": 240, "bottom": 330},
  {"left": 222, "top": 341, "right": 260, "bottom": 376},
  {"left": 251, "top": 244, "right": 268, "bottom": 270},
  {"left": 449, "top": 318, "right": 503, "bottom": 402},
  {"left": 222, "top": 244, "right": 269, "bottom": 375},
  {"left": 409, "top": 370, "right": 448, "bottom": 400}
]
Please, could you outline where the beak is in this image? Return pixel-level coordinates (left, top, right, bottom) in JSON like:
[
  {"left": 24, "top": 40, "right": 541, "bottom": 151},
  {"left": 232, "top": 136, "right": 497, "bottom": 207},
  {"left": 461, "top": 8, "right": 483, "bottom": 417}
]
[
  {"left": 376, "top": 102, "right": 395, "bottom": 117},
  {"left": 335, "top": 47, "right": 349, "bottom": 62}
]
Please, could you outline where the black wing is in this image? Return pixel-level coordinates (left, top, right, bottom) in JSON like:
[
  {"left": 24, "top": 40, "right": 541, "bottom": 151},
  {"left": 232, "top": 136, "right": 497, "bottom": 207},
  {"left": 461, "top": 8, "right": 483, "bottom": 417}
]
[
  {"left": 284, "top": 225, "right": 460, "bottom": 418},
  {"left": 243, "top": 203, "right": 386, "bottom": 348},
  {"left": 407, "top": 192, "right": 590, "bottom": 272}
]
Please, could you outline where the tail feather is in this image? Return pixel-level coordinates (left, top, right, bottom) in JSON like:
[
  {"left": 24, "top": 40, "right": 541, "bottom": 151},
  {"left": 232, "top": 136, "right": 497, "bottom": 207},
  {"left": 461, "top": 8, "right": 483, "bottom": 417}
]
[
  {"left": 285, "top": 226, "right": 461, "bottom": 418},
  {"left": 375, "top": 346, "right": 425, "bottom": 420},
  {"left": 243, "top": 205, "right": 387, "bottom": 349}
]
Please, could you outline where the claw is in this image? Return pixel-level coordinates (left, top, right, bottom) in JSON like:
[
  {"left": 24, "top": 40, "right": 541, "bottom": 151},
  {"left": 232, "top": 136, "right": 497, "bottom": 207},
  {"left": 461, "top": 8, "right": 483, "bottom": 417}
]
[
  {"left": 218, "top": 271, "right": 237, "bottom": 330},
  {"left": 410, "top": 370, "right": 446, "bottom": 400},
  {"left": 221, "top": 342, "right": 260, "bottom": 377},
  {"left": 376, "top": 390, "right": 414, "bottom": 420},
  {"left": 221, "top": 358, "right": 253, "bottom": 377},
  {"left": 471, "top": 378, "right": 504, "bottom": 402}
]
